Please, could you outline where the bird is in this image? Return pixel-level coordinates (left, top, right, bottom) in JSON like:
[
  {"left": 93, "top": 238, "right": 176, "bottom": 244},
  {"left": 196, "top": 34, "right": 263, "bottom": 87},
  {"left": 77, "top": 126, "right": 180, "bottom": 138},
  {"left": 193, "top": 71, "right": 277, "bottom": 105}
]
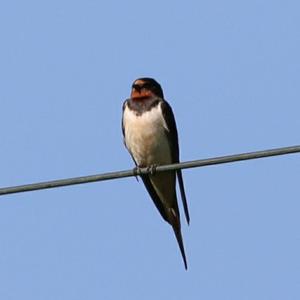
[{"left": 122, "top": 77, "right": 190, "bottom": 269}]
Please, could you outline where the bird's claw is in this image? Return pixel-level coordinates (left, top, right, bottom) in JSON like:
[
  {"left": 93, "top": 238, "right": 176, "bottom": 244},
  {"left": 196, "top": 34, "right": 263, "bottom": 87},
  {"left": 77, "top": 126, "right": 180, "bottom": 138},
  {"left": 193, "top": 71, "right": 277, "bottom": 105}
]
[
  {"left": 147, "top": 164, "right": 157, "bottom": 175},
  {"left": 133, "top": 166, "right": 141, "bottom": 181}
]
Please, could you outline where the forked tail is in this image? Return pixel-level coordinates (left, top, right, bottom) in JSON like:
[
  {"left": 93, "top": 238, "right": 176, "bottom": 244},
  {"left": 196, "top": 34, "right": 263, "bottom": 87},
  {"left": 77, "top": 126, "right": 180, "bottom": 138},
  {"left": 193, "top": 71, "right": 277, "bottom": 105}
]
[{"left": 172, "top": 223, "right": 188, "bottom": 270}]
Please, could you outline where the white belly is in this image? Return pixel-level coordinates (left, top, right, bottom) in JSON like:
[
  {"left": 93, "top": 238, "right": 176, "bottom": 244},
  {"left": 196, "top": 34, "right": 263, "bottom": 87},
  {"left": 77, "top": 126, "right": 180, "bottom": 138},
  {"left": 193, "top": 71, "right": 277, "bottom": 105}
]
[{"left": 123, "top": 104, "right": 172, "bottom": 167}]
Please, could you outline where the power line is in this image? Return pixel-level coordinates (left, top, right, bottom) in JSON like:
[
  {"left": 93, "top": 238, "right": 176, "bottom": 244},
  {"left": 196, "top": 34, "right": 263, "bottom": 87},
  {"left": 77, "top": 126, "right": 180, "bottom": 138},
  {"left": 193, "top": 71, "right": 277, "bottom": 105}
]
[{"left": 0, "top": 145, "right": 299, "bottom": 196}]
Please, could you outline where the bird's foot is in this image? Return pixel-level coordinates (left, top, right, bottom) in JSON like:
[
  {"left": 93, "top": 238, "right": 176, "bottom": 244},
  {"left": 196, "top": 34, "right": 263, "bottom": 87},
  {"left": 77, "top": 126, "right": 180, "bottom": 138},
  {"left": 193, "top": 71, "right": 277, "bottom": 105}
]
[
  {"left": 133, "top": 166, "right": 141, "bottom": 181},
  {"left": 147, "top": 164, "right": 157, "bottom": 176}
]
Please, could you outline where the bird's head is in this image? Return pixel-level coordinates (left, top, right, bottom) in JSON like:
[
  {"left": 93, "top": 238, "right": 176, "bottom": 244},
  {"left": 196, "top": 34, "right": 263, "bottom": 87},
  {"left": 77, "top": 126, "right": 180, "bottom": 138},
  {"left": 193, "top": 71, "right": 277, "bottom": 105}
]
[{"left": 130, "top": 78, "right": 164, "bottom": 100}]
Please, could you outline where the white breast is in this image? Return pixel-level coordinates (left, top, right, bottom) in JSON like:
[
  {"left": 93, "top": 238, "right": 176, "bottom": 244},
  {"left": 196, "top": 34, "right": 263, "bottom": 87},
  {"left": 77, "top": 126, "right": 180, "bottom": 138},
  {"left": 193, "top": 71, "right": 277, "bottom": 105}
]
[{"left": 123, "top": 103, "right": 172, "bottom": 167}]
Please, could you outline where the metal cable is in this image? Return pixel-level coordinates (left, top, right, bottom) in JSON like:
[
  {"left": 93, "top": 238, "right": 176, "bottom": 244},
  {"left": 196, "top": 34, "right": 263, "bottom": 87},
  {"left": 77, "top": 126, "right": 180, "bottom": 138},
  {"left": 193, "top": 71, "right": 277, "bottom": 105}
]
[{"left": 0, "top": 145, "right": 299, "bottom": 196}]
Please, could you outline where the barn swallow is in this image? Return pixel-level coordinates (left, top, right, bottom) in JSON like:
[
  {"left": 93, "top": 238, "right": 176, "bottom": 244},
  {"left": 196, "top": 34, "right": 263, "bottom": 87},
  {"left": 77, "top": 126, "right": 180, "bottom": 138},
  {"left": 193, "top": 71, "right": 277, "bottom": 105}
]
[{"left": 122, "top": 77, "right": 190, "bottom": 269}]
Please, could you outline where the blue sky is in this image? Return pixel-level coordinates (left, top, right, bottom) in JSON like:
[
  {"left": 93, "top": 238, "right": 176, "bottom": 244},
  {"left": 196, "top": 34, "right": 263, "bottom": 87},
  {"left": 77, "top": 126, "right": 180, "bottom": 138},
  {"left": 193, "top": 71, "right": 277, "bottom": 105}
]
[{"left": 0, "top": 0, "right": 299, "bottom": 299}]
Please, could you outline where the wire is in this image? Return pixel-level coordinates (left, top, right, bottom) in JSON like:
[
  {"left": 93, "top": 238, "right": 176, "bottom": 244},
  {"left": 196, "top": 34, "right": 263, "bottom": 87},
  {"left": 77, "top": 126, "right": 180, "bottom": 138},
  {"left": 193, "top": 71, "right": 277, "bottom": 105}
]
[{"left": 0, "top": 145, "right": 299, "bottom": 196}]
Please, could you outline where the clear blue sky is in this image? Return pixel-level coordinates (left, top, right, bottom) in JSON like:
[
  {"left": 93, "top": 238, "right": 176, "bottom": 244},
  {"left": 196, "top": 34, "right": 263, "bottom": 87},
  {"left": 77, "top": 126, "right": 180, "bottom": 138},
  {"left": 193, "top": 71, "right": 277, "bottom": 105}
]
[{"left": 0, "top": 1, "right": 299, "bottom": 299}]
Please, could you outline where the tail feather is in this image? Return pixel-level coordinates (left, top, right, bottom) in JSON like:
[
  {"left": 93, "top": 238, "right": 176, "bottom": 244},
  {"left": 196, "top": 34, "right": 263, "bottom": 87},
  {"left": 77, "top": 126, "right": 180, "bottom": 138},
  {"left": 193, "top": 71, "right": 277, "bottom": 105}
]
[
  {"left": 169, "top": 208, "right": 187, "bottom": 270},
  {"left": 177, "top": 170, "right": 190, "bottom": 225},
  {"left": 172, "top": 225, "right": 188, "bottom": 270}
]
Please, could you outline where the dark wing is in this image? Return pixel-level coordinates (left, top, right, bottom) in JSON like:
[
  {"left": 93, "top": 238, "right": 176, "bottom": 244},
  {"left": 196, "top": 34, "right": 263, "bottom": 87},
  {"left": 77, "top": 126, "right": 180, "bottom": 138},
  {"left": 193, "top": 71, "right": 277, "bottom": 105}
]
[
  {"left": 160, "top": 100, "right": 190, "bottom": 224},
  {"left": 140, "top": 175, "right": 169, "bottom": 222},
  {"left": 121, "top": 99, "right": 127, "bottom": 140}
]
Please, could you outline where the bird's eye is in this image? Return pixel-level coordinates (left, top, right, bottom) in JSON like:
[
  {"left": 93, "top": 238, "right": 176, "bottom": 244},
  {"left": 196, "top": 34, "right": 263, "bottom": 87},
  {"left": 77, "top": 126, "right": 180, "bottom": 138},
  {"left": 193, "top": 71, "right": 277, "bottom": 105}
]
[
  {"left": 141, "top": 83, "right": 151, "bottom": 89},
  {"left": 132, "top": 84, "right": 142, "bottom": 91}
]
